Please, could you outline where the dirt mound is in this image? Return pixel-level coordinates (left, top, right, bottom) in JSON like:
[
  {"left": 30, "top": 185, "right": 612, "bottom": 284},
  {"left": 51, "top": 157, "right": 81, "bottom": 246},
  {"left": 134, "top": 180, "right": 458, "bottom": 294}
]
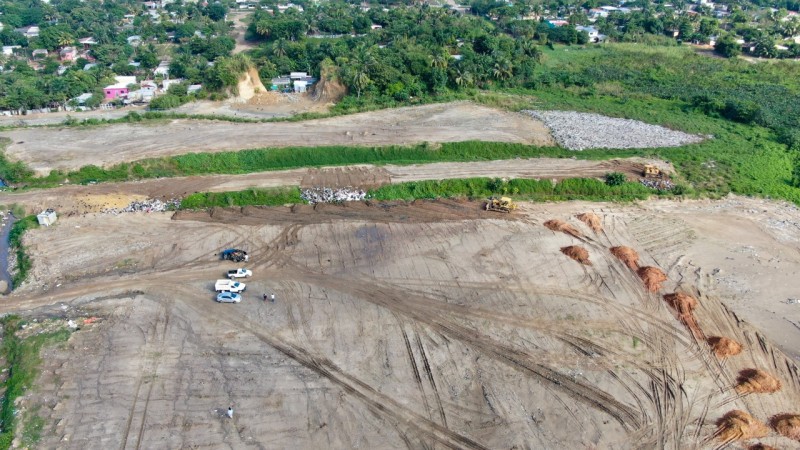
[
  {"left": 637, "top": 266, "right": 667, "bottom": 292},
  {"left": 543, "top": 219, "right": 582, "bottom": 239},
  {"left": 749, "top": 443, "right": 778, "bottom": 450},
  {"left": 575, "top": 212, "right": 602, "bottom": 232},
  {"left": 715, "top": 410, "right": 769, "bottom": 442},
  {"left": 560, "top": 246, "right": 591, "bottom": 265},
  {"left": 609, "top": 246, "right": 639, "bottom": 271},
  {"left": 735, "top": 369, "right": 782, "bottom": 394},
  {"left": 707, "top": 336, "right": 743, "bottom": 358},
  {"left": 311, "top": 63, "right": 346, "bottom": 104},
  {"left": 663, "top": 292, "right": 698, "bottom": 314},
  {"left": 236, "top": 67, "right": 268, "bottom": 101},
  {"left": 770, "top": 413, "right": 800, "bottom": 441}
]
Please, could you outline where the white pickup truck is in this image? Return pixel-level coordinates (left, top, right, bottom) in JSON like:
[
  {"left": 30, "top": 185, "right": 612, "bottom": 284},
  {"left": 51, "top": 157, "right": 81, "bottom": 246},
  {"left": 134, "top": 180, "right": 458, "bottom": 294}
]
[
  {"left": 227, "top": 268, "right": 252, "bottom": 279},
  {"left": 215, "top": 279, "right": 247, "bottom": 293}
]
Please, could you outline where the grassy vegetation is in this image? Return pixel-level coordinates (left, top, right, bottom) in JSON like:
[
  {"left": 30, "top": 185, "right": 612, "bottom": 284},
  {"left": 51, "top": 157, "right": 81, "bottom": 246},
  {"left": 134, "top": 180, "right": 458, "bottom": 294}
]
[
  {"left": 180, "top": 187, "right": 303, "bottom": 208},
  {"left": 8, "top": 216, "right": 39, "bottom": 288},
  {"left": 0, "top": 316, "right": 71, "bottom": 449},
  {"left": 179, "top": 177, "right": 657, "bottom": 209}
]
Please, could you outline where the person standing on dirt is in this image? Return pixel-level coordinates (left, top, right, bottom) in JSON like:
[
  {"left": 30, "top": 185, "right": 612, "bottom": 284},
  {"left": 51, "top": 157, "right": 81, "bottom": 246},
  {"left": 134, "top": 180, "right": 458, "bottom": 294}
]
[
  {"left": 263, "top": 293, "right": 268, "bottom": 302},
  {"left": 270, "top": 293, "right": 275, "bottom": 303},
  {"left": 227, "top": 407, "right": 234, "bottom": 419}
]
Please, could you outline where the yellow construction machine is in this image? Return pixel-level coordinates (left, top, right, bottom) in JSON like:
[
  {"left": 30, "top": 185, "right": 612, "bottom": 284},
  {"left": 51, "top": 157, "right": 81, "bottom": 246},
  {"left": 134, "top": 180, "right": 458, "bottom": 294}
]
[
  {"left": 485, "top": 196, "right": 517, "bottom": 213},
  {"left": 643, "top": 164, "right": 662, "bottom": 178}
]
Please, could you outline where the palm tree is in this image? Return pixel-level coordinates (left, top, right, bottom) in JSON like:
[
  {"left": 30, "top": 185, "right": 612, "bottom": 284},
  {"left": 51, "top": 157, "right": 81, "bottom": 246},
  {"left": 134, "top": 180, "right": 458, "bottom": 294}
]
[
  {"left": 454, "top": 69, "right": 473, "bottom": 88},
  {"left": 492, "top": 59, "right": 513, "bottom": 81},
  {"left": 429, "top": 51, "right": 448, "bottom": 70},
  {"left": 255, "top": 20, "right": 271, "bottom": 37},
  {"left": 272, "top": 39, "right": 288, "bottom": 58},
  {"left": 349, "top": 64, "right": 370, "bottom": 98}
]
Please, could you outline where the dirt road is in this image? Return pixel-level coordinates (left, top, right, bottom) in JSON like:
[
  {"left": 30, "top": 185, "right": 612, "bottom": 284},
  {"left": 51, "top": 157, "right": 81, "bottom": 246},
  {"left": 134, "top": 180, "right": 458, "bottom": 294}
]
[
  {"left": 0, "top": 102, "right": 554, "bottom": 174},
  {"left": 0, "top": 157, "right": 662, "bottom": 215},
  {"left": 4, "top": 196, "right": 800, "bottom": 448}
]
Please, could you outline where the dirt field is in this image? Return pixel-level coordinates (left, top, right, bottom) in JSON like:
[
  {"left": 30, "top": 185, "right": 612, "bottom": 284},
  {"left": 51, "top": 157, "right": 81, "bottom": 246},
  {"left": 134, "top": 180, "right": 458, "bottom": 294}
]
[
  {"left": 3, "top": 196, "right": 800, "bottom": 448},
  {"left": 0, "top": 102, "right": 554, "bottom": 174},
  {"left": 0, "top": 157, "right": 666, "bottom": 215}
]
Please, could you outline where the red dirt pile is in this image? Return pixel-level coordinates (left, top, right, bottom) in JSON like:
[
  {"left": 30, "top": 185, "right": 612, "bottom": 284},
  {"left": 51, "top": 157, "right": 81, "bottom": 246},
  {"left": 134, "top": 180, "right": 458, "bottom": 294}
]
[
  {"left": 770, "top": 413, "right": 800, "bottom": 441},
  {"left": 560, "top": 246, "right": 591, "bottom": 265},
  {"left": 735, "top": 369, "right": 782, "bottom": 394},
  {"left": 637, "top": 266, "right": 668, "bottom": 292},
  {"left": 707, "top": 336, "right": 743, "bottom": 358},
  {"left": 543, "top": 219, "right": 582, "bottom": 239},
  {"left": 609, "top": 246, "right": 639, "bottom": 271},
  {"left": 663, "top": 292, "right": 698, "bottom": 315},
  {"left": 575, "top": 212, "right": 602, "bottom": 233},
  {"left": 715, "top": 410, "right": 769, "bottom": 442},
  {"left": 749, "top": 444, "right": 778, "bottom": 450}
]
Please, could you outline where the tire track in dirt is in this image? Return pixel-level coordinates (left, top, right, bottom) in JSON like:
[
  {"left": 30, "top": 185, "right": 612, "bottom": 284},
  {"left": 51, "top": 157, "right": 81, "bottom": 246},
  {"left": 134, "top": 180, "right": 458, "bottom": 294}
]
[
  {"left": 414, "top": 331, "right": 447, "bottom": 428},
  {"left": 179, "top": 298, "right": 490, "bottom": 450}
]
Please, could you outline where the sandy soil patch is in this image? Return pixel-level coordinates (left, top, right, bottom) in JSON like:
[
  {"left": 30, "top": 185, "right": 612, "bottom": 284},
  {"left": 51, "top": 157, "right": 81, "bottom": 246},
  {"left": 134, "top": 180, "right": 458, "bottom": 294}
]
[
  {"left": 1, "top": 196, "right": 799, "bottom": 448},
  {"left": 0, "top": 102, "right": 553, "bottom": 174}
]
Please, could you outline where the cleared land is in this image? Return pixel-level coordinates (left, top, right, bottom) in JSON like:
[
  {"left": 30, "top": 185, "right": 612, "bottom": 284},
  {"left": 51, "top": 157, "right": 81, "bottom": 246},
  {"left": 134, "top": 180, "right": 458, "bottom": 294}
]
[
  {"left": 0, "top": 102, "right": 555, "bottom": 174},
  {"left": 3, "top": 196, "right": 800, "bottom": 448},
  {"left": 0, "top": 157, "right": 668, "bottom": 215}
]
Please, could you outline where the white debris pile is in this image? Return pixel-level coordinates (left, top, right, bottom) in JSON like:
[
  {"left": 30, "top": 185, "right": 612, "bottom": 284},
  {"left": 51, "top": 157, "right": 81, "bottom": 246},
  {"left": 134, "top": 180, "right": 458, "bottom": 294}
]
[
  {"left": 301, "top": 187, "right": 367, "bottom": 204},
  {"left": 640, "top": 177, "right": 675, "bottom": 191},
  {"left": 102, "top": 198, "right": 180, "bottom": 214},
  {"left": 523, "top": 110, "right": 707, "bottom": 150}
]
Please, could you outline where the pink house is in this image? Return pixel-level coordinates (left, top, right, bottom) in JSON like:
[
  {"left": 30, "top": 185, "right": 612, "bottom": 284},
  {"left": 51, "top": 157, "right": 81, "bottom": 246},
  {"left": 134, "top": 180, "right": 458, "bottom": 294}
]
[
  {"left": 60, "top": 46, "right": 77, "bottom": 62},
  {"left": 103, "top": 76, "right": 137, "bottom": 100}
]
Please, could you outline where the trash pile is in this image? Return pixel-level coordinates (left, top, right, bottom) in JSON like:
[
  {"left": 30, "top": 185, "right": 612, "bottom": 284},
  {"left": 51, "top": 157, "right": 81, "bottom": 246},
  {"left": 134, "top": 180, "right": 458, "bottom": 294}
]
[
  {"left": 301, "top": 187, "right": 367, "bottom": 204},
  {"left": 640, "top": 177, "right": 675, "bottom": 190},
  {"left": 523, "top": 110, "right": 706, "bottom": 150},
  {"left": 102, "top": 198, "right": 181, "bottom": 214}
]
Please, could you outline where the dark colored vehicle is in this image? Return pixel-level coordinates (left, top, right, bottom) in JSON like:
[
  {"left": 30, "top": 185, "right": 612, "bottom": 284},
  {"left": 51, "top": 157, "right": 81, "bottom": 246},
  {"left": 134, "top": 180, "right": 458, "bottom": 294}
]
[{"left": 220, "top": 248, "right": 249, "bottom": 262}]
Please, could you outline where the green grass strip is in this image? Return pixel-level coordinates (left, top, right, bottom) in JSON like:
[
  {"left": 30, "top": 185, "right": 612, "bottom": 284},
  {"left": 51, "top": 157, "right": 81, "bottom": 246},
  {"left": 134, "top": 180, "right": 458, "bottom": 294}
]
[
  {"left": 0, "top": 316, "right": 70, "bottom": 448},
  {"left": 8, "top": 216, "right": 39, "bottom": 288}
]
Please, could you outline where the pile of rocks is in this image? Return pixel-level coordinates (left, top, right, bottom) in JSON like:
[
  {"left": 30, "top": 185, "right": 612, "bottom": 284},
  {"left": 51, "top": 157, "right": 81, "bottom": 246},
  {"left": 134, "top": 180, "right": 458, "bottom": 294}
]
[
  {"left": 102, "top": 198, "right": 180, "bottom": 214},
  {"left": 301, "top": 187, "right": 367, "bottom": 204},
  {"left": 523, "top": 110, "right": 706, "bottom": 150},
  {"left": 640, "top": 177, "right": 675, "bottom": 191}
]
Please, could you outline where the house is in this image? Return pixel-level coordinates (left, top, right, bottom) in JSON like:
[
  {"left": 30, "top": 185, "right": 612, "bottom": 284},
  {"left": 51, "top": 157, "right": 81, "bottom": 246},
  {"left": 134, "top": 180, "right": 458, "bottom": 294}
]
[
  {"left": 16, "top": 25, "right": 40, "bottom": 38},
  {"left": 83, "top": 63, "right": 98, "bottom": 71},
  {"left": 78, "top": 37, "right": 97, "bottom": 50},
  {"left": 72, "top": 93, "right": 94, "bottom": 105},
  {"left": 36, "top": 209, "right": 57, "bottom": 227},
  {"left": 2, "top": 45, "right": 21, "bottom": 56},
  {"left": 103, "top": 76, "right": 137, "bottom": 100},
  {"left": 547, "top": 20, "right": 569, "bottom": 27},
  {"left": 125, "top": 88, "right": 155, "bottom": 103},
  {"left": 60, "top": 46, "right": 77, "bottom": 61},
  {"left": 370, "top": 24, "right": 382, "bottom": 30},
  {"left": 154, "top": 60, "right": 170, "bottom": 77},
  {"left": 271, "top": 76, "right": 291, "bottom": 90},
  {"left": 141, "top": 80, "right": 158, "bottom": 91},
  {"left": 576, "top": 25, "right": 605, "bottom": 42},
  {"left": 162, "top": 78, "right": 183, "bottom": 91},
  {"left": 187, "top": 84, "right": 202, "bottom": 94},
  {"left": 293, "top": 80, "right": 308, "bottom": 93},
  {"left": 32, "top": 49, "right": 48, "bottom": 59},
  {"left": 57, "top": 65, "right": 68, "bottom": 75},
  {"left": 290, "top": 72, "right": 308, "bottom": 79},
  {"left": 127, "top": 35, "right": 142, "bottom": 46}
]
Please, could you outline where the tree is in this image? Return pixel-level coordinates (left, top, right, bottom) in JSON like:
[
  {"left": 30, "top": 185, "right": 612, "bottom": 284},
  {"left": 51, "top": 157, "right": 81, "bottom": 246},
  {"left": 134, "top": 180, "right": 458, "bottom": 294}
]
[
  {"left": 605, "top": 172, "right": 626, "bottom": 186},
  {"left": 753, "top": 35, "right": 777, "bottom": 58},
  {"left": 714, "top": 34, "right": 741, "bottom": 58},
  {"left": 492, "top": 58, "right": 513, "bottom": 81}
]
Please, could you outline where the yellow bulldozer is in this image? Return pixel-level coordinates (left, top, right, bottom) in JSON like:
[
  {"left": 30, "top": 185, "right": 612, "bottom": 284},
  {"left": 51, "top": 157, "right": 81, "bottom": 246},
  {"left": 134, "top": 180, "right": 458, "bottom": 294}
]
[
  {"left": 643, "top": 164, "right": 663, "bottom": 178},
  {"left": 485, "top": 196, "right": 517, "bottom": 213}
]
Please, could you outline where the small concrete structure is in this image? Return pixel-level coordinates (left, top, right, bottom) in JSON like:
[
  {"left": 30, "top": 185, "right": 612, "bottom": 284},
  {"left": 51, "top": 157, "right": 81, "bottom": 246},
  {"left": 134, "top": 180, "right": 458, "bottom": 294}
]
[{"left": 37, "top": 209, "right": 57, "bottom": 226}]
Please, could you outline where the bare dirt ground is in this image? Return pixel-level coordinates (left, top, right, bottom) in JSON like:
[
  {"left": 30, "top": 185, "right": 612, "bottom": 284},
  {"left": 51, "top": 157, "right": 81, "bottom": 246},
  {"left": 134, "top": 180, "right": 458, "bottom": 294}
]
[
  {"left": 2, "top": 196, "right": 799, "bottom": 448},
  {"left": 0, "top": 157, "right": 666, "bottom": 215},
  {"left": 229, "top": 11, "right": 257, "bottom": 54},
  {"left": 0, "top": 102, "right": 554, "bottom": 174}
]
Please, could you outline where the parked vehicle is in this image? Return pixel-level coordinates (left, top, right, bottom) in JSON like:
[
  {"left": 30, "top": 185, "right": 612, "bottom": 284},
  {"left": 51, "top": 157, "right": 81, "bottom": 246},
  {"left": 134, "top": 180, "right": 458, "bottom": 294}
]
[
  {"left": 227, "top": 268, "right": 252, "bottom": 279},
  {"left": 216, "top": 292, "right": 242, "bottom": 303},
  {"left": 215, "top": 279, "right": 246, "bottom": 293},
  {"left": 220, "top": 249, "right": 249, "bottom": 262}
]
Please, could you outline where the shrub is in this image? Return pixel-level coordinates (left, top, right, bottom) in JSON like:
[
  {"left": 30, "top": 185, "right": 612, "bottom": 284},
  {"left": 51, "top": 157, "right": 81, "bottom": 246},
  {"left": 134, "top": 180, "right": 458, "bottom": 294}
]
[{"left": 605, "top": 172, "right": 627, "bottom": 186}]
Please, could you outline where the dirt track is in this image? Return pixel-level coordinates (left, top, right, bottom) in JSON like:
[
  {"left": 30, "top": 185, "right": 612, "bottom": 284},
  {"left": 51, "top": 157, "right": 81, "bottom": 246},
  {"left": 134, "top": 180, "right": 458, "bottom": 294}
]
[
  {"left": 5, "top": 197, "right": 800, "bottom": 448},
  {"left": 0, "top": 102, "right": 554, "bottom": 174},
  {"left": 0, "top": 157, "right": 664, "bottom": 215}
]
